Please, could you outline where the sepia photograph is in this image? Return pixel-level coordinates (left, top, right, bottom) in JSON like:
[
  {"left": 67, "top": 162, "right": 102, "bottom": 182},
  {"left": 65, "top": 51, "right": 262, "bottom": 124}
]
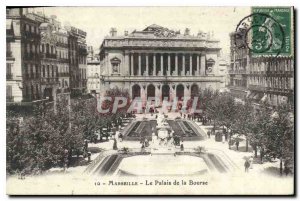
[{"left": 5, "top": 5, "right": 295, "bottom": 195}]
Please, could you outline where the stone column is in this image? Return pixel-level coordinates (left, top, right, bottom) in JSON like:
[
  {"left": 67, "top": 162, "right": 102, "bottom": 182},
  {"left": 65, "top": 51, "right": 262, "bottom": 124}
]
[
  {"left": 182, "top": 54, "right": 185, "bottom": 76},
  {"left": 130, "top": 53, "right": 134, "bottom": 76},
  {"left": 189, "top": 54, "right": 192, "bottom": 76},
  {"left": 138, "top": 53, "right": 141, "bottom": 76},
  {"left": 146, "top": 54, "right": 149, "bottom": 76},
  {"left": 161, "top": 54, "right": 164, "bottom": 76},
  {"left": 196, "top": 55, "right": 200, "bottom": 75},
  {"left": 155, "top": 84, "right": 161, "bottom": 103},
  {"left": 200, "top": 54, "right": 206, "bottom": 75},
  {"left": 168, "top": 54, "right": 171, "bottom": 76},
  {"left": 153, "top": 54, "right": 156, "bottom": 76},
  {"left": 105, "top": 52, "right": 109, "bottom": 75},
  {"left": 175, "top": 54, "right": 178, "bottom": 76},
  {"left": 124, "top": 52, "right": 129, "bottom": 76},
  {"left": 141, "top": 85, "right": 146, "bottom": 104},
  {"left": 184, "top": 84, "right": 191, "bottom": 98}
]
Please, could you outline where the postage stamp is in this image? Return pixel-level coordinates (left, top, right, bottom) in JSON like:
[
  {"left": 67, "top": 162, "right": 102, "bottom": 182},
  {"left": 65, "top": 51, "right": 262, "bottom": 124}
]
[{"left": 235, "top": 7, "right": 293, "bottom": 56}]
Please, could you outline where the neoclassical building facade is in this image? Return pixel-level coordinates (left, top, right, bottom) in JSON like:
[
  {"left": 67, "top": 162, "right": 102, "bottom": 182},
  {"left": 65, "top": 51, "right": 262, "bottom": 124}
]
[{"left": 99, "top": 24, "right": 225, "bottom": 103}]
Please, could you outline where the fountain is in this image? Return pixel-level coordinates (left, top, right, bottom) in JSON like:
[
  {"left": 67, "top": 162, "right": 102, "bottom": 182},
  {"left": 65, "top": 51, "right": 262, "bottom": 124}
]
[{"left": 151, "top": 113, "right": 176, "bottom": 155}]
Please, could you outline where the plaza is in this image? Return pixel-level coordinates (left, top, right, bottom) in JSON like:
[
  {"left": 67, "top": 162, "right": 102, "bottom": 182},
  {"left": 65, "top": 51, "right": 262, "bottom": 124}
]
[{"left": 83, "top": 109, "right": 256, "bottom": 177}]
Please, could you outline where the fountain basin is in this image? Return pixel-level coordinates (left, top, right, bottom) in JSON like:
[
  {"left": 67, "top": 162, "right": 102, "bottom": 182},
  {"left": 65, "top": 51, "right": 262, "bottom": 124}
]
[{"left": 116, "top": 155, "right": 209, "bottom": 176}]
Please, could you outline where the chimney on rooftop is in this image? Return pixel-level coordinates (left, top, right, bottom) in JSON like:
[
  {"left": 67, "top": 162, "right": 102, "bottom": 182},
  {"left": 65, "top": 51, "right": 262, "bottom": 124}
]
[
  {"left": 110, "top": 27, "right": 117, "bottom": 37},
  {"left": 184, "top": 28, "right": 190, "bottom": 36}
]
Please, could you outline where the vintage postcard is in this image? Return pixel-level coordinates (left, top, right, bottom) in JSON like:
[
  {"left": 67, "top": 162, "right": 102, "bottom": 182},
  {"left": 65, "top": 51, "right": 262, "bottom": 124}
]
[{"left": 6, "top": 6, "right": 294, "bottom": 195}]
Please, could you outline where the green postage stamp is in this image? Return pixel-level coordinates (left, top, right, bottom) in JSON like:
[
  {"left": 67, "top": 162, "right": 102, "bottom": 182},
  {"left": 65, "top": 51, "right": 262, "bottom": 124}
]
[{"left": 235, "top": 7, "right": 293, "bottom": 56}]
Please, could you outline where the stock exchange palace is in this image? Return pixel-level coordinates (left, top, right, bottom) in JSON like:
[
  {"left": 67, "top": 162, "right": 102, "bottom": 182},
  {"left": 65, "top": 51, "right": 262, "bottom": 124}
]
[{"left": 99, "top": 24, "right": 226, "bottom": 103}]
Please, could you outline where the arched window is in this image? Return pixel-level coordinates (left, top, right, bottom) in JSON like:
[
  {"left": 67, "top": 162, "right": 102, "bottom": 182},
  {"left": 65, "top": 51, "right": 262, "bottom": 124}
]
[{"left": 132, "top": 84, "right": 141, "bottom": 99}]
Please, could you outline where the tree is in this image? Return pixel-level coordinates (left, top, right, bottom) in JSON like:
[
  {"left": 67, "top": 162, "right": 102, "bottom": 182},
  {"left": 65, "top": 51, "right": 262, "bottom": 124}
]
[
  {"left": 233, "top": 100, "right": 255, "bottom": 152},
  {"left": 100, "top": 87, "right": 130, "bottom": 132},
  {"left": 71, "top": 97, "right": 101, "bottom": 143},
  {"left": 6, "top": 112, "right": 26, "bottom": 174},
  {"left": 101, "top": 87, "right": 130, "bottom": 118},
  {"left": 247, "top": 103, "right": 273, "bottom": 159},
  {"left": 206, "top": 92, "right": 237, "bottom": 148},
  {"left": 6, "top": 95, "right": 84, "bottom": 174},
  {"left": 265, "top": 103, "right": 294, "bottom": 174}
]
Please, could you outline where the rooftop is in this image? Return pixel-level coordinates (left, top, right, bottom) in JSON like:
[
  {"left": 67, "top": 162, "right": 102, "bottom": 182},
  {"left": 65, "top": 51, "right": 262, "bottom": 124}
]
[{"left": 105, "top": 24, "right": 218, "bottom": 41}]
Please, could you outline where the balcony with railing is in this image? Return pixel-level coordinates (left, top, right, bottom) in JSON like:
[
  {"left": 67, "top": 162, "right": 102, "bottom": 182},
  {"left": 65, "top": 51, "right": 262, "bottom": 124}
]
[
  {"left": 24, "top": 52, "right": 40, "bottom": 60},
  {"left": 266, "top": 87, "right": 293, "bottom": 94},
  {"left": 248, "top": 84, "right": 267, "bottom": 92},
  {"left": 249, "top": 70, "right": 266, "bottom": 75},
  {"left": 56, "top": 41, "right": 68, "bottom": 48},
  {"left": 59, "top": 58, "right": 69, "bottom": 63},
  {"left": 228, "top": 69, "right": 247, "bottom": 74},
  {"left": 24, "top": 31, "right": 41, "bottom": 40},
  {"left": 41, "top": 77, "right": 59, "bottom": 84},
  {"left": 41, "top": 53, "right": 57, "bottom": 59},
  {"left": 58, "top": 72, "right": 70, "bottom": 77}
]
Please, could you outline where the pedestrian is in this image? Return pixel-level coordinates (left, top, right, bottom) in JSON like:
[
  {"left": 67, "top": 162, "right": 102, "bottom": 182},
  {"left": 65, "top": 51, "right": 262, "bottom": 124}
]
[
  {"left": 207, "top": 131, "right": 211, "bottom": 138},
  {"left": 119, "top": 133, "right": 123, "bottom": 142},
  {"left": 244, "top": 160, "right": 250, "bottom": 172},
  {"left": 113, "top": 138, "right": 118, "bottom": 150},
  {"left": 249, "top": 156, "right": 253, "bottom": 169},
  {"left": 284, "top": 165, "right": 290, "bottom": 176},
  {"left": 235, "top": 140, "right": 239, "bottom": 151},
  {"left": 180, "top": 143, "right": 184, "bottom": 151},
  {"left": 145, "top": 138, "right": 149, "bottom": 147},
  {"left": 184, "top": 114, "right": 186, "bottom": 119}
]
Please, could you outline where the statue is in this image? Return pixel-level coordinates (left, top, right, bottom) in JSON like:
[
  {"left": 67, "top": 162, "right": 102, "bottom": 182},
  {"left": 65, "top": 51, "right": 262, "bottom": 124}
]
[{"left": 113, "top": 138, "right": 118, "bottom": 150}]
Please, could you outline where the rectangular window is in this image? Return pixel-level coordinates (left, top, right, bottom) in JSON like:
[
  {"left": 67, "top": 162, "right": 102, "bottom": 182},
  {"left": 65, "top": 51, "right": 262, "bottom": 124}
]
[
  {"left": 6, "top": 85, "right": 12, "bottom": 98},
  {"left": 6, "top": 63, "right": 12, "bottom": 74},
  {"left": 52, "top": 65, "right": 54, "bottom": 77},
  {"left": 42, "top": 65, "right": 45, "bottom": 77},
  {"left": 31, "top": 65, "right": 34, "bottom": 78},
  {"left": 47, "top": 65, "right": 50, "bottom": 77},
  {"left": 35, "top": 65, "right": 39, "bottom": 77}
]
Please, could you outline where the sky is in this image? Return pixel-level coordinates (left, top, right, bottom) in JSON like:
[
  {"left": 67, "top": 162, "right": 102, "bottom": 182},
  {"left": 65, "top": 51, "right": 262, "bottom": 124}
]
[{"left": 35, "top": 7, "right": 251, "bottom": 61}]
